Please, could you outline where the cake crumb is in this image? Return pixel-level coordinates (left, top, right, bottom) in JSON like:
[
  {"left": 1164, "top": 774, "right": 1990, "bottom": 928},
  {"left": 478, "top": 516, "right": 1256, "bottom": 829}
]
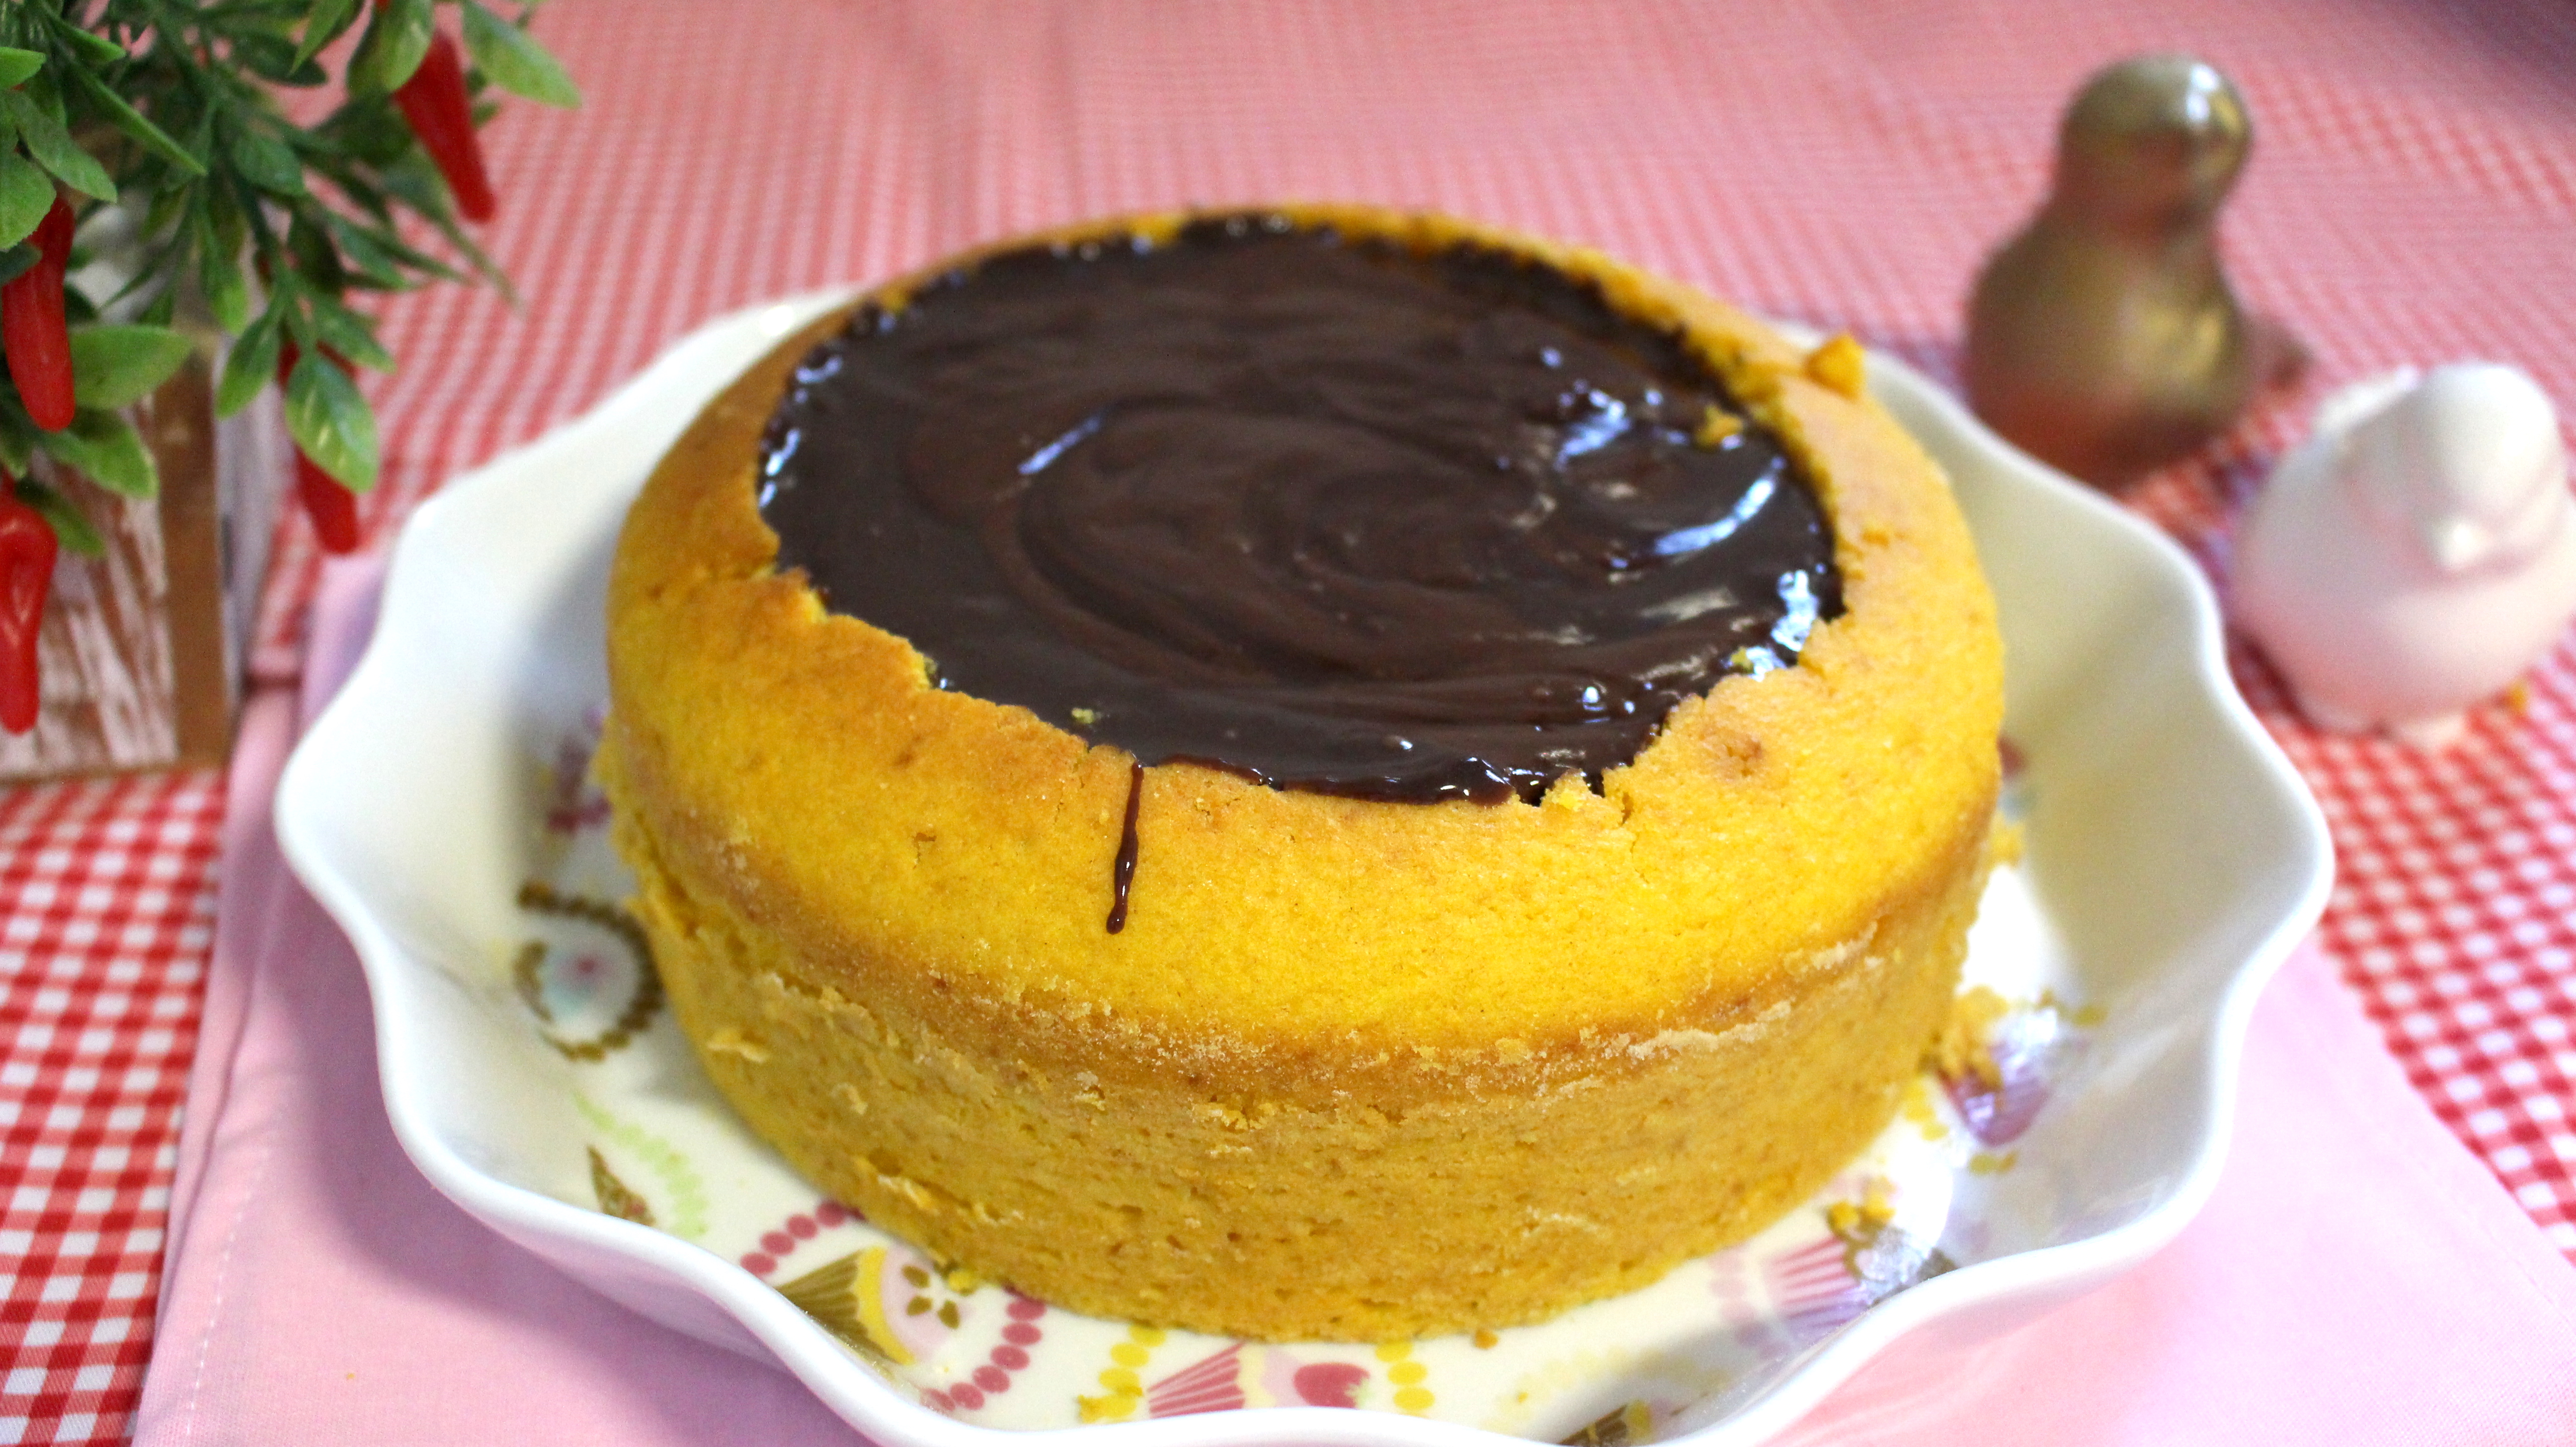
[
  {"left": 883, "top": 1174, "right": 942, "bottom": 1214},
  {"left": 1693, "top": 405, "right": 1745, "bottom": 446},
  {"left": 1931, "top": 986, "right": 2010, "bottom": 1090},
  {"left": 1804, "top": 333, "right": 1866, "bottom": 399},
  {"left": 1826, "top": 1179, "right": 1897, "bottom": 1242},
  {"left": 705, "top": 1028, "right": 771, "bottom": 1064},
  {"left": 1826, "top": 1178, "right": 1901, "bottom": 1275},
  {"left": 1473, "top": 1328, "right": 1500, "bottom": 1349}
]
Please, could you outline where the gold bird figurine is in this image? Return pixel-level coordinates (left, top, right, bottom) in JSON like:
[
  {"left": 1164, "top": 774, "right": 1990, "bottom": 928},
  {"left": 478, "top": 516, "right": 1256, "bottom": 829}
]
[{"left": 1966, "top": 55, "right": 2304, "bottom": 489}]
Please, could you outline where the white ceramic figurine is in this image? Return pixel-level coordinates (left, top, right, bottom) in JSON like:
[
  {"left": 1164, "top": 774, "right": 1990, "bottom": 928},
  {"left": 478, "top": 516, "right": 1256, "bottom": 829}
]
[{"left": 2233, "top": 362, "right": 2576, "bottom": 746}]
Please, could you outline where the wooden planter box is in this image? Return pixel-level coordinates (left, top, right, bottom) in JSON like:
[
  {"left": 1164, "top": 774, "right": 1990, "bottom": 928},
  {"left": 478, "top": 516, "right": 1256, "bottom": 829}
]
[{"left": 0, "top": 349, "right": 284, "bottom": 782}]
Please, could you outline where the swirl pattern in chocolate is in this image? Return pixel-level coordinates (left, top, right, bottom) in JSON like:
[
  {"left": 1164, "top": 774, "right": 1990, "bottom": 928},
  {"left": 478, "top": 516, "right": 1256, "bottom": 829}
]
[{"left": 758, "top": 215, "right": 1842, "bottom": 804}]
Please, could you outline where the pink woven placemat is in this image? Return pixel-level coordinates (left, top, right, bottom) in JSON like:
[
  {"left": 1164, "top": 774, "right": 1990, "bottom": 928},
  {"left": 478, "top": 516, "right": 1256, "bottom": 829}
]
[{"left": 6, "top": 1, "right": 2576, "bottom": 1441}]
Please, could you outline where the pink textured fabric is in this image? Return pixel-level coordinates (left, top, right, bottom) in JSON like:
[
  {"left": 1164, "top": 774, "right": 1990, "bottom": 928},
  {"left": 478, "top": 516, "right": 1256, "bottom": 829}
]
[
  {"left": 8, "top": 1, "right": 2576, "bottom": 1440},
  {"left": 139, "top": 573, "right": 856, "bottom": 1447},
  {"left": 134, "top": 560, "right": 2576, "bottom": 1446}
]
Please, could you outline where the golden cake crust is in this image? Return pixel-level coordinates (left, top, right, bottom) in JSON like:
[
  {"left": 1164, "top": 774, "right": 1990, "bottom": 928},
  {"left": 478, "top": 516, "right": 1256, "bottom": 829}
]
[{"left": 602, "top": 205, "right": 2003, "bottom": 1340}]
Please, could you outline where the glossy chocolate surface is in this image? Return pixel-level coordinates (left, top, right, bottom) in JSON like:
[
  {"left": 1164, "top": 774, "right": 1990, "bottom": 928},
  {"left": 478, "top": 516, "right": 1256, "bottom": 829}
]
[{"left": 759, "top": 216, "right": 1842, "bottom": 804}]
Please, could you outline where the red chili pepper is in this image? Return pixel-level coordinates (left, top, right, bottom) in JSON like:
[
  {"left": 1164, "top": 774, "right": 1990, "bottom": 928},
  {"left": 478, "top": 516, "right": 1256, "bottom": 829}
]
[
  {"left": 393, "top": 32, "right": 496, "bottom": 223},
  {"left": 295, "top": 448, "right": 363, "bottom": 548},
  {"left": 0, "top": 483, "right": 58, "bottom": 734},
  {"left": 2, "top": 197, "right": 78, "bottom": 432},
  {"left": 279, "top": 341, "right": 365, "bottom": 554},
  {"left": 295, "top": 451, "right": 363, "bottom": 554}
]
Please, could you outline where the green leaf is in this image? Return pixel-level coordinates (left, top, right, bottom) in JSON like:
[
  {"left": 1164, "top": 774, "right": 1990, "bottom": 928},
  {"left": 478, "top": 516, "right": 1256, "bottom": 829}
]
[
  {"left": 36, "top": 408, "right": 157, "bottom": 499},
  {"left": 16, "top": 77, "right": 64, "bottom": 149},
  {"left": 0, "top": 243, "right": 34, "bottom": 286},
  {"left": 69, "top": 325, "right": 194, "bottom": 410},
  {"left": 234, "top": 29, "right": 328, "bottom": 88},
  {"left": 371, "top": 148, "right": 452, "bottom": 213},
  {"left": 461, "top": 2, "right": 580, "bottom": 107},
  {"left": 284, "top": 351, "right": 377, "bottom": 491},
  {"left": 0, "top": 152, "right": 53, "bottom": 250},
  {"left": 19, "top": 70, "right": 63, "bottom": 121},
  {"left": 307, "top": 299, "right": 394, "bottom": 372},
  {"left": 296, "top": 0, "right": 366, "bottom": 70},
  {"left": 206, "top": 182, "right": 249, "bottom": 258},
  {"left": 0, "top": 48, "right": 44, "bottom": 91},
  {"left": 200, "top": 250, "right": 249, "bottom": 333},
  {"left": 227, "top": 124, "right": 306, "bottom": 196},
  {"left": 0, "top": 406, "right": 33, "bottom": 476},
  {"left": 5, "top": 92, "right": 113, "bottom": 202},
  {"left": 322, "top": 171, "right": 400, "bottom": 231},
  {"left": 217, "top": 308, "right": 283, "bottom": 418},
  {"left": 318, "top": 214, "right": 407, "bottom": 291},
  {"left": 193, "top": 208, "right": 250, "bottom": 332},
  {"left": 141, "top": 182, "right": 186, "bottom": 241},
  {"left": 47, "top": 22, "right": 126, "bottom": 69},
  {"left": 340, "top": 213, "right": 460, "bottom": 285},
  {"left": 314, "top": 98, "right": 416, "bottom": 168},
  {"left": 284, "top": 214, "right": 347, "bottom": 292},
  {"left": 348, "top": 0, "right": 436, "bottom": 97},
  {"left": 376, "top": 152, "right": 513, "bottom": 295},
  {"left": 14, "top": 479, "right": 104, "bottom": 558},
  {"left": 65, "top": 66, "right": 204, "bottom": 176}
]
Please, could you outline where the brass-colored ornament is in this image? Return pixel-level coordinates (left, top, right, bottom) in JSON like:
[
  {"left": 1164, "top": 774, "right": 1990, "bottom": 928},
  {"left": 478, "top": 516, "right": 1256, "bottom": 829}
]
[{"left": 1966, "top": 55, "right": 2305, "bottom": 489}]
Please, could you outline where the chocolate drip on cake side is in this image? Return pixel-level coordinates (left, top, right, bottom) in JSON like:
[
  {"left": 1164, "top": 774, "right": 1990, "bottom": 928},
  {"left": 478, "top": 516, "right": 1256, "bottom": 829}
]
[
  {"left": 758, "top": 214, "right": 1843, "bottom": 829},
  {"left": 1107, "top": 760, "right": 1144, "bottom": 933}
]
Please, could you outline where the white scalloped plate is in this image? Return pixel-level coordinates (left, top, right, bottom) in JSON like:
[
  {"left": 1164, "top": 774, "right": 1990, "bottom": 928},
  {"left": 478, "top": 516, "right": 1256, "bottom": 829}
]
[{"left": 276, "top": 294, "right": 2331, "bottom": 1447}]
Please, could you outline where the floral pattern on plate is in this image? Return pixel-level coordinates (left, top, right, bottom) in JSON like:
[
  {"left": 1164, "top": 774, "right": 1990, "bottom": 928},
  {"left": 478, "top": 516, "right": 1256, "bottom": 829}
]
[{"left": 513, "top": 717, "right": 2089, "bottom": 1441}]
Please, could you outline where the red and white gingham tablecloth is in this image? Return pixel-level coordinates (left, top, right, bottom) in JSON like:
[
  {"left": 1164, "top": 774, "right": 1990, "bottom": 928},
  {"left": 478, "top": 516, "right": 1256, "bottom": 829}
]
[{"left": 6, "top": 1, "right": 2576, "bottom": 1441}]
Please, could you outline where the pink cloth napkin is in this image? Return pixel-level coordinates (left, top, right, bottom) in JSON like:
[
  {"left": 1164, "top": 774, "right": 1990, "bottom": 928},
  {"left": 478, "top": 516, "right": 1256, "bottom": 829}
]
[{"left": 135, "top": 557, "right": 2576, "bottom": 1446}]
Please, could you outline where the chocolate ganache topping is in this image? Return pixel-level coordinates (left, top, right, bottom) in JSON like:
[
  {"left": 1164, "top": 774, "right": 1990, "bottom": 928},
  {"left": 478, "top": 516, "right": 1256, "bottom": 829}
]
[{"left": 759, "top": 215, "right": 1843, "bottom": 804}]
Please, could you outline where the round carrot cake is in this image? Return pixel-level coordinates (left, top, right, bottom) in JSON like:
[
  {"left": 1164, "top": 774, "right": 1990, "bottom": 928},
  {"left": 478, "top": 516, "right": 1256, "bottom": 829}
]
[{"left": 599, "top": 204, "right": 2003, "bottom": 1341}]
